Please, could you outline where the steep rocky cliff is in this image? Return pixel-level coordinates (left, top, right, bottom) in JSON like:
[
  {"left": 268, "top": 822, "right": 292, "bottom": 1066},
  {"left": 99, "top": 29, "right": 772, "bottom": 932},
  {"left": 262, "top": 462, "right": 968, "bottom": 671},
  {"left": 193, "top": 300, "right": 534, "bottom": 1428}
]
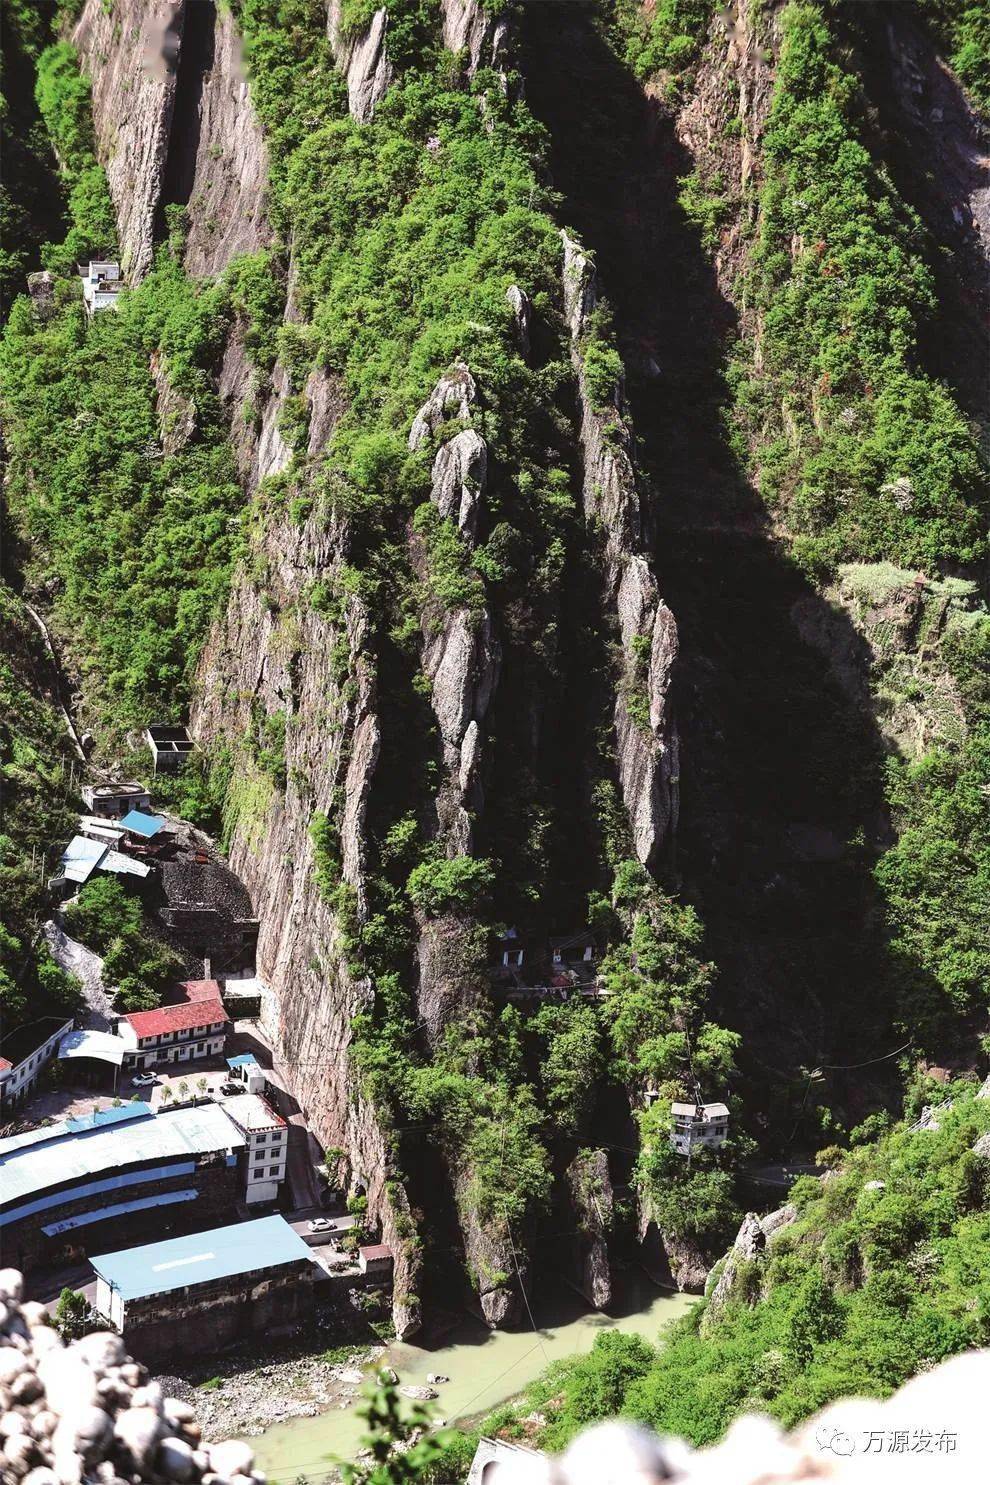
[
  {"left": 561, "top": 231, "right": 679, "bottom": 870},
  {"left": 327, "top": 0, "right": 393, "bottom": 123},
  {"left": 176, "top": 0, "right": 273, "bottom": 277},
  {"left": 71, "top": 0, "right": 184, "bottom": 278}
]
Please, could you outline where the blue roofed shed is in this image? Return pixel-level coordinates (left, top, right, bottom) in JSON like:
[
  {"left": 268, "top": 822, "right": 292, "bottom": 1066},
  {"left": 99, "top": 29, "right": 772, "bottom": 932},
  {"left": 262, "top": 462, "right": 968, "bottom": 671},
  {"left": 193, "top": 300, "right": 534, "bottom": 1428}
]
[
  {"left": 119, "top": 810, "right": 166, "bottom": 838},
  {"left": 90, "top": 1216, "right": 318, "bottom": 1356},
  {"left": 91, "top": 1214, "right": 311, "bottom": 1300}
]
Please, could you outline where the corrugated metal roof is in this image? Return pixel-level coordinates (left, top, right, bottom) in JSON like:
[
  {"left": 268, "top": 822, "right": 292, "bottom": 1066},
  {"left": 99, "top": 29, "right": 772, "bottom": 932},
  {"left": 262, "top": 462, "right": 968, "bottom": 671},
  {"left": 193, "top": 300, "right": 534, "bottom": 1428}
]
[
  {"left": 90, "top": 1214, "right": 312, "bottom": 1300},
  {"left": 101, "top": 850, "right": 152, "bottom": 878},
  {"left": 58, "top": 1029, "right": 127, "bottom": 1067},
  {"left": 0, "top": 1102, "right": 245, "bottom": 1209},
  {"left": 61, "top": 835, "right": 107, "bottom": 883},
  {"left": 41, "top": 1188, "right": 197, "bottom": 1235},
  {"left": 119, "top": 810, "right": 165, "bottom": 837}
]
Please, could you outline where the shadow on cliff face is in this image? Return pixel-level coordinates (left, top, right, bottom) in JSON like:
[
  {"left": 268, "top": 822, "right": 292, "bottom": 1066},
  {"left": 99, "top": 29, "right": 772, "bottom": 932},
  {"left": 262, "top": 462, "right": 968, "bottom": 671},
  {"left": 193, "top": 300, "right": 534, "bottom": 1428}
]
[
  {"left": 518, "top": 1, "right": 936, "bottom": 1140},
  {"left": 157, "top": 0, "right": 216, "bottom": 224},
  {"left": 846, "top": 3, "right": 990, "bottom": 430}
]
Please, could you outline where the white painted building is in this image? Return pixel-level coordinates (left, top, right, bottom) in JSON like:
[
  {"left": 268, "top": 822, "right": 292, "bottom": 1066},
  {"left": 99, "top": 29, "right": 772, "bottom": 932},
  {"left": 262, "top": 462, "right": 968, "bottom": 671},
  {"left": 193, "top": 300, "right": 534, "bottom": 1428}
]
[
  {"left": 115, "top": 999, "right": 229, "bottom": 1070},
  {"left": 221, "top": 1093, "right": 288, "bottom": 1204},
  {"left": 80, "top": 260, "right": 123, "bottom": 313},
  {"left": 81, "top": 781, "right": 152, "bottom": 817},
  {"left": 670, "top": 1101, "right": 730, "bottom": 1158},
  {"left": 0, "top": 1018, "right": 76, "bottom": 1109}
]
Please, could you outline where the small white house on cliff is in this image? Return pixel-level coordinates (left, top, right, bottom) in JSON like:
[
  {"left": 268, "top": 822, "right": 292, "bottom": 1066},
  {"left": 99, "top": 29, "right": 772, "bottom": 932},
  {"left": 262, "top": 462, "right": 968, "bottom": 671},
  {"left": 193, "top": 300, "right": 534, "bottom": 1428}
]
[{"left": 80, "top": 260, "right": 123, "bottom": 313}]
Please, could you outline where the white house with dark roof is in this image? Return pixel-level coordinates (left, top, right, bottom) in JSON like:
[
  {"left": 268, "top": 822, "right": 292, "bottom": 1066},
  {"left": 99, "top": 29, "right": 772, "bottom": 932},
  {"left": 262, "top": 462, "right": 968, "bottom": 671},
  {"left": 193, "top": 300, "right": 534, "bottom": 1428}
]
[
  {"left": 0, "top": 1017, "right": 76, "bottom": 1109},
  {"left": 670, "top": 1100, "right": 730, "bottom": 1157},
  {"left": 80, "top": 260, "right": 123, "bottom": 313}
]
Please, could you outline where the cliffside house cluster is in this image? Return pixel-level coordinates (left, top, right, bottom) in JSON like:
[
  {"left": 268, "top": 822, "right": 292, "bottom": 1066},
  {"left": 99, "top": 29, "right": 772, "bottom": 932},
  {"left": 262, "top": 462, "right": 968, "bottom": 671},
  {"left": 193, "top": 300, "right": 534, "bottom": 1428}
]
[
  {"left": 80, "top": 260, "right": 123, "bottom": 314},
  {"left": 492, "top": 928, "right": 604, "bottom": 1001},
  {"left": 56, "top": 793, "right": 260, "bottom": 976}
]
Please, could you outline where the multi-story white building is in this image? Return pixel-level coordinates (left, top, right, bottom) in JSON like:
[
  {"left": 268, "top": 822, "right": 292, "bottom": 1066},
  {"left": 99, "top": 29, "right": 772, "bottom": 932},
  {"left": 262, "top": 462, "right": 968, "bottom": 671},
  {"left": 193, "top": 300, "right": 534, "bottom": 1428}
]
[
  {"left": 116, "top": 999, "right": 229, "bottom": 1070},
  {"left": 0, "top": 1018, "right": 75, "bottom": 1109},
  {"left": 221, "top": 1093, "right": 288, "bottom": 1204},
  {"left": 669, "top": 1101, "right": 730, "bottom": 1158}
]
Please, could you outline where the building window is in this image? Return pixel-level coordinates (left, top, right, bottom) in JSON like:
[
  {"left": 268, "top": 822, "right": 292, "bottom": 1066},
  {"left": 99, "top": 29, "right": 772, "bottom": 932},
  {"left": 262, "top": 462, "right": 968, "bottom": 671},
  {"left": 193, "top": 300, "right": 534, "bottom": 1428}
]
[
  {"left": 252, "top": 1168, "right": 264, "bottom": 1179},
  {"left": 268, "top": 1167, "right": 279, "bottom": 1177}
]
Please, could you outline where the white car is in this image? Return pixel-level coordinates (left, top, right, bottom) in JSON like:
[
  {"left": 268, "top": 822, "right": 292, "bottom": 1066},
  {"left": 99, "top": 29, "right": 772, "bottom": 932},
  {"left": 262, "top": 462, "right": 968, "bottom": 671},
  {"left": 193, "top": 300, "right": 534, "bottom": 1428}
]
[
  {"left": 132, "top": 1072, "right": 157, "bottom": 1086},
  {"left": 308, "top": 1217, "right": 334, "bottom": 1233}
]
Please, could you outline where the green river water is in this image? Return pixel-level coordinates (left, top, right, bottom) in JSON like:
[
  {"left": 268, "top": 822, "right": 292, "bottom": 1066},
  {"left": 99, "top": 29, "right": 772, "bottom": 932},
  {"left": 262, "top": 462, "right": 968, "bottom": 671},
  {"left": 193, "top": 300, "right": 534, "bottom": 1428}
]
[{"left": 253, "top": 1277, "right": 693, "bottom": 1482}]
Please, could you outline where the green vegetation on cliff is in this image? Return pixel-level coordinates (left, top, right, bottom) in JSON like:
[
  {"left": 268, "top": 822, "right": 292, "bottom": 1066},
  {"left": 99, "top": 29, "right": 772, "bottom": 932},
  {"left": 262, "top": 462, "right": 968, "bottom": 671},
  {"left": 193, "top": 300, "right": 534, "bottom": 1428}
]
[
  {"left": 0, "top": 585, "right": 81, "bottom": 1037},
  {"left": 466, "top": 1086, "right": 990, "bottom": 1452},
  {"left": 0, "top": 258, "right": 243, "bottom": 723},
  {"left": 737, "top": 1, "right": 986, "bottom": 573}
]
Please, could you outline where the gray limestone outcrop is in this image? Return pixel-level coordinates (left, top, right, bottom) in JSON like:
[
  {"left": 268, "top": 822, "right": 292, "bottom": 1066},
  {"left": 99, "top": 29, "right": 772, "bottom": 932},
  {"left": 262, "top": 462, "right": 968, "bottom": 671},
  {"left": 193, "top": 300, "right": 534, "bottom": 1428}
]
[
  {"left": 327, "top": 0, "right": 394, "bottom": 123},
  {"left": 180, "top": 3, "right": 274, "bottom": 278},
  {"left": 440, "top": 0, "right": 511, "bottom": 76},
  {"left": 561, "top": 231, "right": 679, "bottom": 869},
  {"left": 701, "top": 1204, "right": 797, "bottom": 1334},
  {"left": 410, "top": 363, "right": 501, "bottom": 864},
  {"left": 71, "top": 0, "right": 185, "bottom": 279}
]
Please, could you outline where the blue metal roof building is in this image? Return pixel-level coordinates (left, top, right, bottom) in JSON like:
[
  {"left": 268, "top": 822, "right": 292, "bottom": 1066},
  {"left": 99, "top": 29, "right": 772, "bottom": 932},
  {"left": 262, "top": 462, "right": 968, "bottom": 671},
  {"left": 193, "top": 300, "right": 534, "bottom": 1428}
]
[
  {"left": 119, "top": 810, "right": 166, "bottom": 838},
  {"left": 91, "top": 1214, "right": 312, "bottom": 1300}
]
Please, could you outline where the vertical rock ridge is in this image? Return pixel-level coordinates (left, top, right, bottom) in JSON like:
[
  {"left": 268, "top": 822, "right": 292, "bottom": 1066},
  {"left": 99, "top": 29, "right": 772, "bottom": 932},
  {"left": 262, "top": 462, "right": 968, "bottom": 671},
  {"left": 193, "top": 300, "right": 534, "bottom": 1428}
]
[
  {"left": 178, "top": 1, "right": 274, "bottom": 277},
  {"left": 71, "top": 0, "right": 185, "bottom": 278},
  {"left": 327, "top": 0, "right": 394, "bottom": 123},
  {"left": 439, "top": 0, "right": 511, "bottom": 77},
  {"left": 562, "top": 230, "right": 679, "bottom": 868}
]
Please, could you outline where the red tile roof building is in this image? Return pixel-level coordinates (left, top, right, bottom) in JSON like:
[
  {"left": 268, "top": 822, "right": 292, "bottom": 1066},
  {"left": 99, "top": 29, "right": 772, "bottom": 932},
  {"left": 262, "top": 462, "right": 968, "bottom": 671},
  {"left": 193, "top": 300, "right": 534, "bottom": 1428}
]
[
  {"left": 117, "top": 1000, "right": 228, "bottom": 1070},
  {"left": 178, "top": 979, "right": 224, "bottom": 1002},
  {"left": 123, "top": 1000, "right": 229, "bottom": 1039}
]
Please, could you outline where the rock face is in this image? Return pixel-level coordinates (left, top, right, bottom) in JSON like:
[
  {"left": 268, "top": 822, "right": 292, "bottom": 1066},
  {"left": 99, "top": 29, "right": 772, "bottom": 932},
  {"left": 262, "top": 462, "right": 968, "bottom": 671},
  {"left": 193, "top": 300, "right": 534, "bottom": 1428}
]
[
  {"left": 566, "top": 1148, "right": 614, "bottom": 1310},
  {"left": 150, "top": 349, "right": 196, "bottom": 456},
  {"left": 701, "top": 1204, "right": 797, "bottom": 1334},
  {"left": 410, "top": 363, "right": 500, "bottom": 872},
  {"left": 192, "top": 495, "right": 418, "bottom": 1340},
  {"left": 327, "top": 0, "right": 394, "bottom": 123},
  {"left": 406, "top": 364, "right": 517, "bottom": 1326},
  {"left": 179, "top": 1, "right": 274, "bottom": 277},
  {"left": 561, "top": 231, "right": 679, "bottom": 869},
  {"left": 71, "top": 0, "right": 185, "bottom": 278},
  {"left": 440, "top": 0, "right": 510, "bottom": 76}
]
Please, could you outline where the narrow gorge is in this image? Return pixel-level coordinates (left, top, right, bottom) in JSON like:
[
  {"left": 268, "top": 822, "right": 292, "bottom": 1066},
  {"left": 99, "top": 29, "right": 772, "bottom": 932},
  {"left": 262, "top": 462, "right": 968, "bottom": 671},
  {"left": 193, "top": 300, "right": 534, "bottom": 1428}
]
[{"left": 1, "top": 0, "right": 987, "bottom": 1470}]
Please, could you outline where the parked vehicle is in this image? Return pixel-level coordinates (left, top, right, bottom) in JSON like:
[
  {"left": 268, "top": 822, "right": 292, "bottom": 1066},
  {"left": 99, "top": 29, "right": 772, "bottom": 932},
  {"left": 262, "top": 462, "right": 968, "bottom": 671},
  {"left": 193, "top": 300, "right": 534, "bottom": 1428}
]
[
  {"left": 132, "top": 1072, "right": 157, "bottom": 1086},
  {"left": 308, "top": 1217, "right": 334, "bottom": 1233}
]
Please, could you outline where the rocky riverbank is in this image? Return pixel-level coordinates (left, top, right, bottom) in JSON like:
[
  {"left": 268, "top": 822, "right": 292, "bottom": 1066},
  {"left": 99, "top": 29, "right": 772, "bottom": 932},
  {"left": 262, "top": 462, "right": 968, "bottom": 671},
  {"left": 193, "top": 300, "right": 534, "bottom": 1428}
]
[{"left": 155, "top": 1343, "right": 387, "bottom": 1442}]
